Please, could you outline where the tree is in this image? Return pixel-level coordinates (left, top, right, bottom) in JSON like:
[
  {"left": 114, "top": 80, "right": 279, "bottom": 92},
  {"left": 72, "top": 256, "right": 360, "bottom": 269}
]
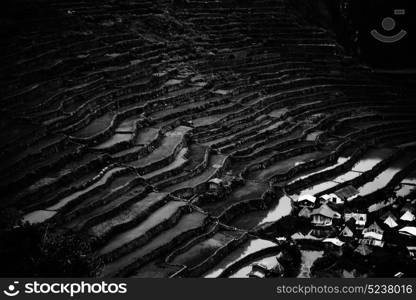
[{"left": 0, "top": 223, "right": 102, "bottom": 277}]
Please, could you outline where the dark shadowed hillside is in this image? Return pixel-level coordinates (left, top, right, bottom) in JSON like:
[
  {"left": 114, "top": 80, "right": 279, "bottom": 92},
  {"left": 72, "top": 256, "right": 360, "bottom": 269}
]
[{"left": 289, "top": 0, "right": 416, "bottom": 68}]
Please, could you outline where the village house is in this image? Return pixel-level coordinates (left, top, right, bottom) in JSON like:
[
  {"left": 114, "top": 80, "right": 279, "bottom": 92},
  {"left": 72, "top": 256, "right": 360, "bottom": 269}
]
[
  {"left": 344, "top": 212, "right": 367, "bottom": 230},
  {"left": 399, "top": 226, "right": 416, "bottom": 238},
  {"left": 310, "top": 204, "right": 341, "bottom": 227},
  {"left": 323, "top": 238, "right": 344, "bottom": 247},
  {"left": 340, "top": 224, "right": 355, "bottom": 239},
  {"left": 310, "top": 228, "right": 334, "bottom": 238},
  {"left": 407, "top": 246, "right": 416, "bottom": 260},
  {"left": 359, "top": 238, "right": 384, "bottom": 248},
  {"left": 400, "top": 210, "right": 416, "bottom": 222},
  {"left": 248, "top": 270, "right": 265, "bottom": 278},
  {"left": 359, "top": 222, "right": 385, "bottom": 247},
  {"left": 296, "top": 194, "right": 316, "bottom": 208},
  {"left": 208, "top": 174, "right": 237, "bottom": 197},
  {"left": 384, "top": 216, "right": 398, "bottom": 228},
  {"left": 208, "top": 178, "right": 224, "bottom": 192},
  {"left": 380, "top": 211, "right": 398, "bottom": 228},
  {"left": 334, "top": 185, "right": 359, "bottom": 202},
  {"left": 320, "top": 193, "right": 344, "bottom": 205},
  {"left": 248, "top": 262, "right": 284, "bottom": 278},
  {"left": 291, "top": 230, "right": 321, "bottom": 240},
  {"left": 363, "top": 222, "right": 384, "bottom": 241}
]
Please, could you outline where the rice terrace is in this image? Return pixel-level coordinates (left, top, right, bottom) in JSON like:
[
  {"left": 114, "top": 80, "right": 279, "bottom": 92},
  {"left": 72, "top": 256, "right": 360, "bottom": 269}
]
[{"left": 1, "top": 0, "right": 416, "bottom": 278}]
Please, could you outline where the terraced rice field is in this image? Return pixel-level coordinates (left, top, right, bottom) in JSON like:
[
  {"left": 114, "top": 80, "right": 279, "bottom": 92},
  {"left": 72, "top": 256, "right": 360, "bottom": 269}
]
[
  {"left": 204, "top": 238, "right": 278, "bottom": 278},
  {"left": 1, "top": 0, "right": 416, "bottom": 278}
]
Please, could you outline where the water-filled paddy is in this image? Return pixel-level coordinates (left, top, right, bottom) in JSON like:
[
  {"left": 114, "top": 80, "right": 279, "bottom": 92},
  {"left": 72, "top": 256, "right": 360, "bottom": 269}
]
[
  {"left": 230, "top": 195, "right": 292, "bottom": 230},
  {"left": 204, "top": 239, "right": 277, "bottom": 278}
]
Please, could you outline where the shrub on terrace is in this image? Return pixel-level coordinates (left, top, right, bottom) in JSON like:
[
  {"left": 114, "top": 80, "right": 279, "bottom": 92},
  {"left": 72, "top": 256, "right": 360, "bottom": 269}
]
[
  {"left": 279, "top": 245, "right": 302, "bottom": 277},
  {"left": 0, "top": 223, "right": 102, "bottom": 277},
  {"left": 310, "top": 251, "right": 339, "bottom": 276},
  {"left": 271, "top": 215, "right": 310, "bottom": 237},
  {"left": 370, "top": 246, "right": 414, "bottom": 277}
]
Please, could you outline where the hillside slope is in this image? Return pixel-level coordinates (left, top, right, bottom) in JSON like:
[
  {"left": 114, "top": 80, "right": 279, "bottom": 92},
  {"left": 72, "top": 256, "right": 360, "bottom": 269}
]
[{"left": 1, "top": 0, "right": 416, "bottom": 277}]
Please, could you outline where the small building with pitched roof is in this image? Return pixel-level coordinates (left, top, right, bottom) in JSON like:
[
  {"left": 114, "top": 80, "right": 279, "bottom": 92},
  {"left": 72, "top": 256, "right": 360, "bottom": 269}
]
[
  {"left": 296, "top": 194, "right": 316, "bottom": 208},
  {"left": 340, "top": 224, "right": 355, "bottom": 238},
  {"left": 384, "top": 216, "right": 398, "bottom": 228},
  {"left": 323, "top": 238, "right": 345, "bottom": 247},
  {"left": 320, "top": 193, "right": 344, "bottom": 205},
  {"left": 310, "top": 204, "right": 341, "bottom": 227},
  {"left": 407, "top": 246, "right": 416, "bottom": 260},
  {"left": 334, "top": 185, "right": 359, "bottom": 202},
  {"left": 344, "top": 212, "right": 367, "bottom": 230},
  {"left": 363, "top": 222, "right": 384, "bottom": 241},
  {"left": 400, "top": 210, "right": 416, "bottom": 222},
  {"left": 399, "top": 226, "right": 416, "bottom": 237}
]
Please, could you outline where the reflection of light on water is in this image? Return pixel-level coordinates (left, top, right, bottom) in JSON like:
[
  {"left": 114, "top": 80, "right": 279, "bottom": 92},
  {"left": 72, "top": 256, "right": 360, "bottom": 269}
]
[
  {"left": 402, "top": 177, "right": 416, "bottom": 186},
  {"left": 351, "top": 148, "right": 393, "bottom": 172},
  {"left": 290, "top": 149, "right": 393, "bottom": 190},
  {"left": 229, "top": 266, "right": 251, "bottom": 278},
  {"left": 352, "top": 157, "right": 383, "bottom": 172},
  {"left": 292, "top": 150, "right": 412, "bottom": 200},
  {"left": 297, "top": 250, "right": 324, "bottom": 278},
  {"left": 358, "top": 166, "right": 402, "bottom": 196},
  {"left": 259, "top": 196, "right": 292, "bottom": 225},
  {"left": 332, "top": 171, "right": 361, "bottom": 183},
  {"left": 93, "top": 133, "right": 133, "bottom": 150},
  {"left": 289, "top": 157, "right": 349, "bottom": 184},
  {"left": 204, "top": 239, "right": 276, "bottom": 278},
  {"left": 358, "top": 156, "right": 412, "bottom": 196},
  {"left": 294, "top": 161, "right": 305, "bottom": 167}
]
